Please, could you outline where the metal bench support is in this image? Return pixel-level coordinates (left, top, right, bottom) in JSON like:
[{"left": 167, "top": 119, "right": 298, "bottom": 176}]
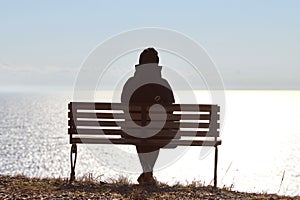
[
  {"left": 214, "top": 146, "right": 218, "bottom": 188},
  {"left": 70, "top": 144, "right": 77, "bottom": 182}
]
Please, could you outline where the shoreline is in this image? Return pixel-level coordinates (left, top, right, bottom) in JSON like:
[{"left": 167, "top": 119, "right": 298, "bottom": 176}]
[{"left": 0, "top": 174, "right": 298, "bottom": 199}]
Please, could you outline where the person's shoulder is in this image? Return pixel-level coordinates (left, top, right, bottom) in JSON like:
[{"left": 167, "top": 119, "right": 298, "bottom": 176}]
[
  {"left": 122, "top": 76, "right": 138, "bottom": 93},
  {"left": 123, "top": 77, "right": 135, "bottom": 86},
  {"left": 160, "top": 78, "right": 172, "bottom": 88}
]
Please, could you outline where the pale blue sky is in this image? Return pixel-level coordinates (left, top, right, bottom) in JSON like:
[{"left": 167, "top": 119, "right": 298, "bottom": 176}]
[{"left": 0, "top": 0, "right": 299, "bottom": 91}]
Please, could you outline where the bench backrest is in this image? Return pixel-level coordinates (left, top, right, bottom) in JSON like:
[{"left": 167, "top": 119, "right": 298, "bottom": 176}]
[{"left": 68, "top": 102, "right": 220, "bottom": 146}]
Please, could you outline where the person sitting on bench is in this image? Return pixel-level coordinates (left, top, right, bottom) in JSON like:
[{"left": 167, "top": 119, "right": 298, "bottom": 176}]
[{"left": 121, "top": 48, "right": 175, "bottom": 185}]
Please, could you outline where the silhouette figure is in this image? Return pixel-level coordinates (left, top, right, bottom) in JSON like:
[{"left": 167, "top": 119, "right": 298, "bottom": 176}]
[{"left": 121, "top": 48, "right": 175, "bottom": 185}]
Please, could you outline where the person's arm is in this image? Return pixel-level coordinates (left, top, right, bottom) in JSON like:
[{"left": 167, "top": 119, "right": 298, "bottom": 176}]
[
  {"left": 162, "top": 79, "right": 175, "bottom": 103},
  {"left": 121, "top": 78, "right": 133, "bottom": 103}
]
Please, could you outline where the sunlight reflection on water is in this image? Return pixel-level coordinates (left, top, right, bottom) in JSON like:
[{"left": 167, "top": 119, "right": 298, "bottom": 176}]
[{"left": 0, "top": 91, "right": 299, "bottom": 196}]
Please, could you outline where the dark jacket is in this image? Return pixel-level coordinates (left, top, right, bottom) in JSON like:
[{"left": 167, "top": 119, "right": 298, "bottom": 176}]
[
  {"left": 121, "top": 64, "right": 176, "bottom": 143},
  {"left": 121, "top": 64, "right": 174, "bottom": 104}
]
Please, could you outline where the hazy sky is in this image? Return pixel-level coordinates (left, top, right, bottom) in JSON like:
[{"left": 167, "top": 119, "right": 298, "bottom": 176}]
[{"left": 0, "top": 0, "right": 299, "bottom": 91}]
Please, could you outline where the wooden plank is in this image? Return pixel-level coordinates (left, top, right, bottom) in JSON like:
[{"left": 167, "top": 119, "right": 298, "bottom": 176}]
[
  {"left": 69, "top": 102, "right": 220, "bottom": 112},
  {"left": 151, "top": 130, "right": 219, "bottom": 137},
  {"left": 68, "top": 128, "right": 219, "bottom": 137},
  {"left": 70, "top": 102, "right": 161, "bottom": 112},
  {"left": 69, "top": 121, "right": 218, "bottom": 129},
  {"left": 70, "top": 102, "right": 124, "bottom": 110},
  {"left": 68, "top": 128, "right": 124, "bottom": 135},
  {"left": 70, "top": 112, "right": 215, "bottom": 121},
  {"left": 71, "top": 137, "right": 221, "bottom": 146},
  {"left": 69, "top": 120, "right": 123, "bottom": 127},
  {"left": 69, "top": 112, "right": 125, "bottom": 119},
  {"left": 123, "top": 122, "right": 217, "bottom": 129},
  {"left": 178, "top": 114, "right": 215, "bottom": 120},
  {"left": 164, "top": 104, "right": 219, "bottom": 112}
]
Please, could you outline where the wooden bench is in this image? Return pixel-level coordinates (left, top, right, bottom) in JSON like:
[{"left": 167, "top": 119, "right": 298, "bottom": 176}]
[{"left": 68, "top": 102, "right": 221, "bottom": 187}]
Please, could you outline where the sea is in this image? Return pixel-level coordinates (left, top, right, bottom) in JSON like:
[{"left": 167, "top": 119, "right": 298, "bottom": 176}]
[{"left": 0, "top": 90, "right": 299, "bottom": 196}]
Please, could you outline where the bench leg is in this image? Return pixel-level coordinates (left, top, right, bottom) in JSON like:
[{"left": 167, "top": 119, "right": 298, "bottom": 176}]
[
  {"left": 214, "top": 146, "right": 218, "bottom": 188},
  {"left": 70, "top": 144, "right": 77, "bottom": 182}
]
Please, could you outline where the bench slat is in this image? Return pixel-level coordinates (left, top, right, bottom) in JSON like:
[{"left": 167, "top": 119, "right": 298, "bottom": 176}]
[
  {"left": 69, "top": 112, "right": 125, "bottom": 119},
  {"left": 69, "top": 120, "right": 122, "bottom": 127},
  {"left": 68, "top": 128, "right": 219, "bottom": 137},
  {"left": 69, "top": 102, "right": 220, "bottom": 112},
  {"left": 69, "top": 128, "right": 123, "bottom": 135},
  {"left": 69, "top": 112, "right": 215, "bottom": 121},
  {"left": 69, "top": 120, "right": 219, "bottom": 129},
  {"left": 71, "top": 137, "right": 221, "bottom": 146},
  {"left": 124, "top": 122, "right": 218, "bottom": 129}
]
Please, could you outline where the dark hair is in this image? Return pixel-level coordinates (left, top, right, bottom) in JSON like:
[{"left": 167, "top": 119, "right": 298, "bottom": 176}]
[{"left": 139, "top": 48, "right": 159, "bottom": 64}]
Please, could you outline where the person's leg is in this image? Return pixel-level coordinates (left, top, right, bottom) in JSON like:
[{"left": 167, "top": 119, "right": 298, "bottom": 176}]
[
  {"left": 136, "top": 146, "right": 159, "bottom": 172},
  {"left": 136, "top": 145, "right": 159, "bottom": 184}
]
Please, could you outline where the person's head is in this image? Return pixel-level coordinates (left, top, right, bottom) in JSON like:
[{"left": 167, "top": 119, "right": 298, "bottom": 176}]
[{"left": 139, "top": 47, "right": 159, "bottom": 65}]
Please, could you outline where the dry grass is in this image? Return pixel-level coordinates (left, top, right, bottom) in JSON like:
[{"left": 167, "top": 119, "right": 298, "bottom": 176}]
[{"left": 0, "top": 174, "right": 299, "bottom": 199}]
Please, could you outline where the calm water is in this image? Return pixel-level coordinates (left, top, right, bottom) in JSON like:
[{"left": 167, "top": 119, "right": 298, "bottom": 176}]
[{"left": 0, "top": 91, "right": 299, "bottom": 196}]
